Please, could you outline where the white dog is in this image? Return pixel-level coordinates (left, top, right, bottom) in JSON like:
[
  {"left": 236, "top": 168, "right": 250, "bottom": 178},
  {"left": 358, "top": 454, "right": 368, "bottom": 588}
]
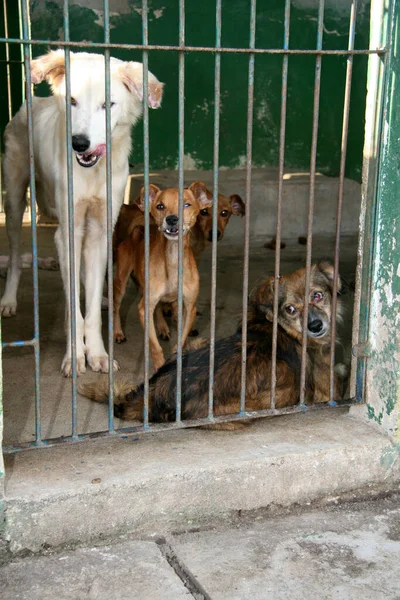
[{"left": 0, "top": 50, "right": 163, "bottom": 376}]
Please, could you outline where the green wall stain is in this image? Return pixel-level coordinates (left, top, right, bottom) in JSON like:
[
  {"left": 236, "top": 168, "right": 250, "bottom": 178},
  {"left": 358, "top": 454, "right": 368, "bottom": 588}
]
[
  {"left": 380, "top": 444, "right": 400, "bottom": 471},
  {"left": 1, "top": 0, "right": 370, "bottom": 180}
]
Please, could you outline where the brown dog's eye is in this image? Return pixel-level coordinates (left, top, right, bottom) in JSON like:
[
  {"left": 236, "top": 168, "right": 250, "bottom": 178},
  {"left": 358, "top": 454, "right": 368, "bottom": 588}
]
[
  {"left": 184, "top": 202, "right": 191, "bottom": 208},
  {"left": 285, "top": 305, "right": 297, "bottom": 315},
  {"left": 70, "top": 97, "right": 77, "bottom": 106},
  {"left": 156, "top": 203, "right": 165, "bottom": 210},
  {"left": 200, "top": 208, "right": 209, "bottom": 216},
  {"left": 312, "top": 291, "right": 324, "bottom": 302},
  {"left": 220, "top": 210, "right": 229, "bottom": 217}
]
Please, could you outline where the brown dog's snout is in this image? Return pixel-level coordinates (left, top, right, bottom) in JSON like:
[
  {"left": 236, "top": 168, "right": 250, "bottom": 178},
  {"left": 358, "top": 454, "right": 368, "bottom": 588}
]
[
  {"left": 207, "top": 229, "right": 222, "bottom": 242},
  {"left": 166, "top": 215, "right": 179, "bottom": 227},
  {"left": 308, "top": 316, "right": 324, "bottom": 334}
]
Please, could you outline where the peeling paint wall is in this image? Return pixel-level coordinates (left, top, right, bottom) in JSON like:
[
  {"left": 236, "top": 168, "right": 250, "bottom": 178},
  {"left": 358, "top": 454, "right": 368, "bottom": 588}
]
[
  {"left": 361, "top": 0, "right": 400, "bottom": 437},
  {"left": 0, "top": 0, "right": 370, "bottom": 179}
]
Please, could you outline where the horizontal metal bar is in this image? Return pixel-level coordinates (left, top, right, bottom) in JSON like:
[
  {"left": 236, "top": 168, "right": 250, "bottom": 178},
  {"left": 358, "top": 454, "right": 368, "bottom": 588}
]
[
  {"left": 2, "top": 398, "right": 360, "bottom": 454},
  {"left": 0, "top": 37, "right": 386, "bottom": 55},
  {"left": 2, "top": 338, "right": 37, "bottom": 349}
]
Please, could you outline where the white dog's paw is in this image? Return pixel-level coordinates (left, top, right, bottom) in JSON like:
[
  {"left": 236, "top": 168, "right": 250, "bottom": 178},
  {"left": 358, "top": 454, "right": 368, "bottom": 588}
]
[
  {"left": 334, "top": 363, "right": 348, "bottom": 379},
  {"left": 0, "top": 297, "right": 17, "bottom": 317},
  {"left": 61, "top": 355, "right": 86, "bottom": 377},
  {"left": 87, "top": 354, "right": 120, "bottom": 373}
]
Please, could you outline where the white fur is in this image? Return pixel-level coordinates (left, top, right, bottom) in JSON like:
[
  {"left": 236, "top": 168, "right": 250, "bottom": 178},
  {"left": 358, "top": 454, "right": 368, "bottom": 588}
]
[{"left": 0, "top": 51, "right": 163, "bottom": 376}]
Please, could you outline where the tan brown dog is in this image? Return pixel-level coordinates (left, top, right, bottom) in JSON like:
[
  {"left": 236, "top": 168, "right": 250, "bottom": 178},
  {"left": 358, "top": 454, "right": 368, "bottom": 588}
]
[
  {"left": 113, "top": 182, "right": 212, "bottom": 371},
  {"left": 189, "top": 191, "right": 245, "bottom": 258},
  {"left": 113, "top": 188, "right": 245, "bottom": 260},
  {"left": 81, "top": 262, "right": 345, "bottom": 426}
]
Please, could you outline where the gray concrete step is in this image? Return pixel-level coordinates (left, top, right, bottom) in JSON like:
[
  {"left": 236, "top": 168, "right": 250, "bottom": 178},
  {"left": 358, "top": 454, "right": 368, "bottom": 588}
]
[{"left": 3, "top": 409, "right": 400, "bottom": 554}]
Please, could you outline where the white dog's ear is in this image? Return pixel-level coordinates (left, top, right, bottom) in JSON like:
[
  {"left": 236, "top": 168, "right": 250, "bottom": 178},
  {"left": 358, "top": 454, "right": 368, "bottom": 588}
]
[
  {"left": 30, "top": 50, "right": 66, "bottom": 90},
  {"left": 188, "top": 181, "right": 212, "bottom": 208},
  {"left": 119, "top": 62, "right": 164, "bottom": 109},
  {"left": 138, "top": 184, "right": 161, "bottom": 211}
]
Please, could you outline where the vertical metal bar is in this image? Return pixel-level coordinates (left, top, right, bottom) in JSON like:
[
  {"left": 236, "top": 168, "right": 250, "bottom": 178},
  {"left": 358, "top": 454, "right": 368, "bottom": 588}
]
[
  {"left": 63, "top": 0, "right": 78, "bottom": 438},
  {"left": 207, "top": 0, "right": 222, "bottom": 420},
  {"left": 20, "top": 0, "right": 41, "bottom": 444},
  {"left": 239, "top": 0, "right": 256, "bottom": 413},
  {"left": 103, "top": 0, "right": 115, "bottom": 431},
  {"left": 142, "top": 0, "right": 150, "bottom": 429},
  {"left": 329, "top": 0, "right": 358, "bottom": 400},
  {"left": 270, "top": 0, "right": 291, "bottom": 410},
  {"left": 175, "top": 0, "right": 185, "bottom": 423},
  {"left": 299, "top": 0, "right": 325, "bottom": 405},
  {"left": 3, "top": 0, "right": 13, "bottom": 120}
]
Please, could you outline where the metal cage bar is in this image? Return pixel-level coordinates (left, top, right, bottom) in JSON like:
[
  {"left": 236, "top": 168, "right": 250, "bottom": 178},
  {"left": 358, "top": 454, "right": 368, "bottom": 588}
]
[
  {"left": 299, "top": 0, "right": 325, "bottom": 406},
  {"left": 142, "top": 0, "right": 151, "bottom": 430},
  {"left": 239, "top": 0, "right": 256, "bottom": 413},
  {"left": 329, "top": 0, "right": 358, "bottom": 401},
  {"left": 103, "top": 0, "right": 115, "bottom": 432},
  {"left": 63, "top": 0, "right": 79, "bottom": 440},
  {"left": 20, "top": 0, "right": 41, "bottom": 444},
  {"left": 175, "top": 0, "right": 186, "bottom": 423},
  {"left": 207, "top": 0, "right": 222, "bottom": 421},
  {"left": 270, "top": 0, "right": 291, "bottom": 410}
]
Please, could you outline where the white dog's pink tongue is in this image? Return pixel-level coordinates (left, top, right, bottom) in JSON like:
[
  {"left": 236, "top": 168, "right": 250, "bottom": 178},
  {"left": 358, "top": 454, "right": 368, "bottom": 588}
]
[{"left": 91, "top": 144, "right": 106, "bottom": 157}]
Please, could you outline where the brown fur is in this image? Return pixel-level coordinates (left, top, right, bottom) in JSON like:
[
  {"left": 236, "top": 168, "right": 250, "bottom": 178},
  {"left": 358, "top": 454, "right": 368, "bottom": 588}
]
[
  {"left": 81, "top": 262, "right": 345, "bottom": 429},
  {"left": 113, "top": 182, "right": 212, "bottom": 371}
]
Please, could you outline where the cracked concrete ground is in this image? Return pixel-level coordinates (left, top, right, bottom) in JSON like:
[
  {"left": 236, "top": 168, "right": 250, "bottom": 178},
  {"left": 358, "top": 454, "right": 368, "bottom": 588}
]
[{"left": 1, "top": 494, "right": 400, "bottom": 600}]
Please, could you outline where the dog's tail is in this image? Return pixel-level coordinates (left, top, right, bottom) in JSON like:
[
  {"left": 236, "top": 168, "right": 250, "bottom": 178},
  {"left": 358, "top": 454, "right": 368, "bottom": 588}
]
[
  {"left": 78, "top": 378, "right": 146, "bottom": 421},
  {"left": 78, "top": 378, "right": 133, "bottom": 404}
]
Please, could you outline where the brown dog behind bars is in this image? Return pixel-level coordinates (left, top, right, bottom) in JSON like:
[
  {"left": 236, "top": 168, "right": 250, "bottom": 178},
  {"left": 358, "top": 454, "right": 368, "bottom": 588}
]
[
  {"left": 79, "top": 262, "right": 345, "bottom": 428},
  {"left": 112, "top": 182, "right": 212, "bottom": 371}
]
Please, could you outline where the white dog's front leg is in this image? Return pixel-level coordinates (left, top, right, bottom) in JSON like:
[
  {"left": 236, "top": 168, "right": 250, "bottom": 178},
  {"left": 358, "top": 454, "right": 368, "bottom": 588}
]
[
  {"left": 55, "top": 225, "right": 86, "bottom": 377},
  {"left": 83, "top": 220, "right": 119, "bottom": 373}
]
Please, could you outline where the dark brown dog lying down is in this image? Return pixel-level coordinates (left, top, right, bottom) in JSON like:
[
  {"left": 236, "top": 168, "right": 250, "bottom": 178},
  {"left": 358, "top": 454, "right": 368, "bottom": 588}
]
[{"left": 79, "top": 262, "right": 345, "bottom": 428}]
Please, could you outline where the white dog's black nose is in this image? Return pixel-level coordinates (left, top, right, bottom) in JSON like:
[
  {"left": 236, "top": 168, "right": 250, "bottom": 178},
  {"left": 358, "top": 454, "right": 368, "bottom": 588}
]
[{"left": 72, "top": 135, "right": 90, "bottom": 153}]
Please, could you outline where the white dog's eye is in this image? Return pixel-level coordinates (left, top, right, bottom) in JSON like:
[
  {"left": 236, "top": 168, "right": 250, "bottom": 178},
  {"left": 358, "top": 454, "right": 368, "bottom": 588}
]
[
  {"left": 102, "top": 102, "right": 115, "bottom": 109},
  {"left": 70, "top": 97, "right": 77, "bottom": 106}
]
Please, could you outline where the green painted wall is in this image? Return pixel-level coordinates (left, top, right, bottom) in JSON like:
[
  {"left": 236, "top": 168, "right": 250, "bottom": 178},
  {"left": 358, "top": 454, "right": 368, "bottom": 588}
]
[{"left": 0, "top": 0, "right": 370, "bottom": 180}]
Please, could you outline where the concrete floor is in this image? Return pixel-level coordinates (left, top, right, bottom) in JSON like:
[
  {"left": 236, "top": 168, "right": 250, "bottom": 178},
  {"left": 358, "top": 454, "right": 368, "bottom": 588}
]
[
  {"left": 2, "top": 494, "right": 400, "bottom": 600},
  {"left": 0, "top": 169, "right": 359, "bottom": 445}
]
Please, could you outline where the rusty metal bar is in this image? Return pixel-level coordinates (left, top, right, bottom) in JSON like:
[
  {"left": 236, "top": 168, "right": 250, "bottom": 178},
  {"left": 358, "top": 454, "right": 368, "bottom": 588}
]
[
  {"left": 207, "top": 0, "right": 222, "bottom": 420},
  {"left": 103, "top": 0, "right": 115, "bottom": 432},
  {"left": 20, "top": 0, "right": 42, "bottom": 444},
  {"left": 142, "top": 0, "right": 150, "bottom": 429},
  {"left": 63, "top": 0, "right": 79, "bottom": 439},
  {"left": 329, "top": 0, "right": 358, "bottom": 401},
  {"left": 2, "top": 398, "right": 358, "bottom": 454},
  {"left": 299, "top": 0, "right": 325, "bottom": 406},
  {"left": 0, "top": 36, "right": 386, "bottom": 56},
  {"left": 175, "top": 0, "right": 185, "bottom": 423},
  {"left": 3, "top": 0, "right": 12, "bottom": 120},
  {"left": 270, "top": 0, "right": 291, "bottom": 410},
  {"left": 239, "top": 0, "right": 256, "bottom": 414}
]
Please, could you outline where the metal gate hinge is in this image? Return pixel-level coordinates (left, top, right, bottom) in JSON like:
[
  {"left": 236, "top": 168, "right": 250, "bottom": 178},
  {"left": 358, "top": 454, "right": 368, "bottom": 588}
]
[{"left": 352, "top": 342, "right": 371, "bottom": 358}]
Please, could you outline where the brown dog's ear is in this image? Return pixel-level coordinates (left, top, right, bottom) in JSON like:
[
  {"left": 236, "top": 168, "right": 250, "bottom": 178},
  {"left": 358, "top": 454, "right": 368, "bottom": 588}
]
[
  {"left": 317, "top": 261, "right": 342, "bottom": 294},
  {"left": 188, "top": 181, "right": 212, "bottom": 208},
  {"left": 250, "top": 276, "right": 275, "bottom": 321},
  {"left": 137, "top": 184, "right": 161, "bottom": 211},
  {"left": 118, "top": 62, "right": 164, "bottom": 108},
  {"left": 230, "top": 194, "right": 245, "bottom": 216},
  {"left": 30, "top": 50, "right": 66, "bottom": 91}
]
